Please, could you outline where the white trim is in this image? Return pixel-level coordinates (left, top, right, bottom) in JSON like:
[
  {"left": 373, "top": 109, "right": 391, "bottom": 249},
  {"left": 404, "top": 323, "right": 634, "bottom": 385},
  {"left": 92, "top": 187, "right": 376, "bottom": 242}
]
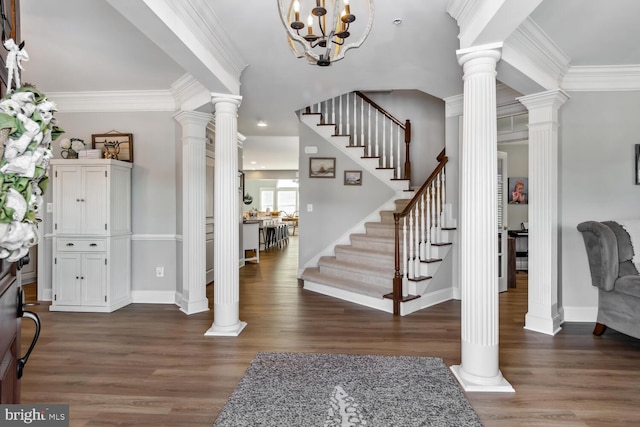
[
  {"left": 444, "top": 94, "right": 463, "bottom": 118},
  {"left": 562, "top": 65, "right": 640, "bottom": 92},
  {"left": 48, "top": 90, "right": 176, "bottom": 113},
  {"left": 562, "top": 306, "right": 597, "bottom": 323},
  {"left": 131, "top": 290, "right": 177, "bottom": 304},
  {"left": 502, "top": 18, "right": 570, "bottom": 90},
  {"left": 131, "top": 234, "right": 178, "bottom": 241}
]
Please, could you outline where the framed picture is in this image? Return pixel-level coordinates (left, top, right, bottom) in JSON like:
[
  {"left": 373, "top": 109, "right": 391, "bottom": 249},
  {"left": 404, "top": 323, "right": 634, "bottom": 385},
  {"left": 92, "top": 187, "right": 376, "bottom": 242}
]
[
  {"left": 309, "top": 157, "right": 336, "bottom": 178},
  {"left": 91, "top": 133, "right": 134, "bottom": 163},
  {"left": 344, "top": 170, "right": 362, "bottom": 186},
  {"left": 508, "top": 177, "right": 528, "bottom": 205},
  {"left": 635, "top": 144, "right": 640, "bottom": 185}
]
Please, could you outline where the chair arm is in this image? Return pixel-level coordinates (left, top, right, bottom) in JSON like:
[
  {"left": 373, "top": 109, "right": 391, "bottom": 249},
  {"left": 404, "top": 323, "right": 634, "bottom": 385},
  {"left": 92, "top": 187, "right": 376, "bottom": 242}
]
[{"left": 577, "top": 221, "right": 619, "bottom": 292}]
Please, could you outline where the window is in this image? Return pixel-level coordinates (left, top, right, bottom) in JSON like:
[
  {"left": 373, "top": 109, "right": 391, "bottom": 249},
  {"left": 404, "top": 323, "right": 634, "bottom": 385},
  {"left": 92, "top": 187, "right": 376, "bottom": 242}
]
[
  {"left": 260, "top": 190, "right": 274, "bottom": 211},
  {"left": 277, "top": 190, "right": 297, "bottom": 216}
]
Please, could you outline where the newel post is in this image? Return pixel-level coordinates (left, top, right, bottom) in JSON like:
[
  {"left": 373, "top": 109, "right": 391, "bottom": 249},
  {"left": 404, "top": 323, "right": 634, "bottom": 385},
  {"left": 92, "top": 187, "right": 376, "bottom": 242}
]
[{"left": 404, "top": 119, "right": 411, "bottom": 180}]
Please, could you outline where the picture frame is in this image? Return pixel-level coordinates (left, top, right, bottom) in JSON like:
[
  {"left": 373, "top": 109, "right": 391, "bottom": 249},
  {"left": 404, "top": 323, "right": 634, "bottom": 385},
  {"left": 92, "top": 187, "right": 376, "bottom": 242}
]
[
  {"left": 309, "top": 157, "right": 336, "bottom": 178},
  {"left": 91, "top": 133, "right": 134, "bottom": 163},
  {"left": 344, "top": 170, "right": 362, "bottom": 186},
  {"left": 508, "top": 177, "right": 528, "bottom": 205},
  {"left": 635, "top": 144, "right": 640, "bottom": 185}
]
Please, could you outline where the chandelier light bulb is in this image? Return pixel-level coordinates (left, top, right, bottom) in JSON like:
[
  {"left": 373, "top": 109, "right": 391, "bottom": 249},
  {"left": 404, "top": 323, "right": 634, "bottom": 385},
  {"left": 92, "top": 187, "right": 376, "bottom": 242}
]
[{"left": 279, "top": 0, "right": 374, "bottom": 66}]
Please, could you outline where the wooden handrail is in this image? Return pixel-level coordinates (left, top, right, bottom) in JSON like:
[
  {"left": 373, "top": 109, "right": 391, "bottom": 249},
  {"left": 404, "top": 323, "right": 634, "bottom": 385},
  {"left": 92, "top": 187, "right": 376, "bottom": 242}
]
[
  {"left": 391, "top": 148, "right": 448, "bottom": 315},
  {"left": 354, "top": 91, "right": 406, "bottom": 129}
]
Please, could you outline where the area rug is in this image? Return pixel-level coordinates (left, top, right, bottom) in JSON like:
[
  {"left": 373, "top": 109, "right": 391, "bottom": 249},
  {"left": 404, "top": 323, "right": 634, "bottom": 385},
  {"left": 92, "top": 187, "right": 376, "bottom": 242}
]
[{"left": 213, "top": 352, "right": 483, "bottom": 426}]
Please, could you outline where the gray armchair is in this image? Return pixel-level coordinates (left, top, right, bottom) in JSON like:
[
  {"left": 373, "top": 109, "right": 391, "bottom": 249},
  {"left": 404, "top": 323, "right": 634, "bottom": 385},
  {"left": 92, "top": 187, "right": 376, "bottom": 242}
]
[{"left": 577, "top": 220, "right": 640, "bottom": 339}]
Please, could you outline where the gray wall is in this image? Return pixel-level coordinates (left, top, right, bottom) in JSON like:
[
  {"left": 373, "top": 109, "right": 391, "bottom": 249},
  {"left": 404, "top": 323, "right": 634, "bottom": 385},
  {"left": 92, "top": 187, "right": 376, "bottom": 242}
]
[
  {"left": 560, "top": 90, "right": 640, "bottom": 319},
  {"left": 363, "top": 90, "right": 446, "bottom": 186},
  {"left": 43, "top": 111, "right": 178, "bottom": 297},
  {"left": 298, "top": 122, "right": 395, "bottom": 268},
  {"left": 498, "top": 143, "right": 529, "bottom": 230}
]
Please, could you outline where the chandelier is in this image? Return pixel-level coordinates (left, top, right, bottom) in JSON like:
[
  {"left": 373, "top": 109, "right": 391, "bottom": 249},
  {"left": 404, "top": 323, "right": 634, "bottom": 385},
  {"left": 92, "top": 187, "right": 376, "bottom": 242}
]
[{"left": 278, "top": 0, "right": 374, "bottom": 66}]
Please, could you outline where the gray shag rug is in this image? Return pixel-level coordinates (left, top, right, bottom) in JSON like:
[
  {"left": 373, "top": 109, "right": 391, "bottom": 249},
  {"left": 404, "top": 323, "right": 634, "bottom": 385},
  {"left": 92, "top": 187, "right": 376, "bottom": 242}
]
[{"left": 213, "top": 352, "right": 483, "bottom": 426}]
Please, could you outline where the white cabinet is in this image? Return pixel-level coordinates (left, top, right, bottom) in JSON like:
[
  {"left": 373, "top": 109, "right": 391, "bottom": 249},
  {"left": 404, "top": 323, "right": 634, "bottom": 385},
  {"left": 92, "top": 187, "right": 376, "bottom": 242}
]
[{"left": 50, "top": 159, "right": 132, "bottom": 313}]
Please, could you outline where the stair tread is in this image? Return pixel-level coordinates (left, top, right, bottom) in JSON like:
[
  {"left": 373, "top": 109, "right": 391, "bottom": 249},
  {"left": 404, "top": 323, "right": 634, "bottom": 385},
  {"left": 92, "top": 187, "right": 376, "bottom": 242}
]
[
  {"left": 335, "top": 244, "right": 394, "bottom": 258},
  {"left": 302, "top": 267, "right": 391, "bottom": 297},
  {"left": 319, "top": 256, "right": 394, "bottom": 277}
]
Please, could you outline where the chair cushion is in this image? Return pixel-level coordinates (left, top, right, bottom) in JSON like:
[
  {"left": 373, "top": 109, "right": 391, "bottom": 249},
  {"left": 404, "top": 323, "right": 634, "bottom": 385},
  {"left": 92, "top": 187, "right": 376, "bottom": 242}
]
[
  {"left": 603, "top": 221, "right": 639, "bottom": 275},
  {"left": 615, "top": 275, "right": 640, "bottom": 298}
]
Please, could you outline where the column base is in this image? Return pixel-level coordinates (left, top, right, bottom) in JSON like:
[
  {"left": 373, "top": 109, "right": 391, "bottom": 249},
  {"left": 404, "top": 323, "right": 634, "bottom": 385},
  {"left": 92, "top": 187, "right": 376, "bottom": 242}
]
[
  {"left": 204, "top": 321, "right": 247, "bottom": 337},
  {"left": 180, "top": 298, "right": 210, "bottom": 315},
  {"left": 450, "top": 365, "right": 515, "bottom": 392},
  {"left": 524, "top": 311, "right": 562, "bottom": 336}
]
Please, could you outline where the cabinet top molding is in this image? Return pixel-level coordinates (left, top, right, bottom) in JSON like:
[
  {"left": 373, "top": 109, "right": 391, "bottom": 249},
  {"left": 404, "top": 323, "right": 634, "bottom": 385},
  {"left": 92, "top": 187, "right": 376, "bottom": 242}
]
[{"left": 49, "top": 159, "right": 133, "bottom": 168}]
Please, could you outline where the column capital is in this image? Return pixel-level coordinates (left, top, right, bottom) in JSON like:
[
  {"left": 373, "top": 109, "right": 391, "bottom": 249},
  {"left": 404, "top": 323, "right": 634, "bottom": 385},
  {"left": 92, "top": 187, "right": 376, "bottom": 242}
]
[
  {"left": 517, "top": 89, "right": 570, "bottom": 125},
  {"left": 456, "top": 42, "right": 502, "bottom": 69},
  {"left": 173, "top": 110, "right": 213, "bottom": 127},
  {"left": 211, "top": 93, "right": 243, "bottom": 110}
]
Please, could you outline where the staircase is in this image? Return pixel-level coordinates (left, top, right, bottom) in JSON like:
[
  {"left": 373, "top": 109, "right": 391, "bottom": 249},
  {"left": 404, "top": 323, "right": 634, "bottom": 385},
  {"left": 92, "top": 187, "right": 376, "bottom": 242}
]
[{"left": 299, "top": 92, "right": 456, "bottom": 316}]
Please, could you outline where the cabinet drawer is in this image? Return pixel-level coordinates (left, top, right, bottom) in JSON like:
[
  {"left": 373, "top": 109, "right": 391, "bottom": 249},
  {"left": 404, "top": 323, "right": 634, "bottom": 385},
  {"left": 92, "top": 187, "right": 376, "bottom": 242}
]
[{"left": 56, "top": 239, "right": 106, "bottom": 252}]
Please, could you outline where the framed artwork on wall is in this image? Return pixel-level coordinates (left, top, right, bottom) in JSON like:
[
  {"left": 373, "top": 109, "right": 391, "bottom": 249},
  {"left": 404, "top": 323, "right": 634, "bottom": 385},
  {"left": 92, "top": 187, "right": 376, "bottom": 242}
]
[
  {"left": 508, "top": 177, "right": 528, "bottom": 205},
  {"left": 309, "top": 157, "right": 336, "bottom": 178},
  {"left": 635, "top": 144, "right": 640, "bottom": 185},
  {"left": 92, "top": 133, "right": 134, "bottom": 162},
  {"left": 344, "top": 170, "right": 362, "bottom": 186}
]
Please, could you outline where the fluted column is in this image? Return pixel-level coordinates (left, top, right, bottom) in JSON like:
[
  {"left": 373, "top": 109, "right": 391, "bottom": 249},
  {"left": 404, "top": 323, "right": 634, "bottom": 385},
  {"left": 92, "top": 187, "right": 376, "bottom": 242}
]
[
  {"left": 450, "top": 43, "right": 513, "bottom": 392},
  {"left": 205, "top": 93, "right": 246, "bottom": 336},
  {"left": 518, "top": 90, "right": 569, "bottom": 336},
  {"left": 174, "top": 110, "right": 212, "bottom": 315}
]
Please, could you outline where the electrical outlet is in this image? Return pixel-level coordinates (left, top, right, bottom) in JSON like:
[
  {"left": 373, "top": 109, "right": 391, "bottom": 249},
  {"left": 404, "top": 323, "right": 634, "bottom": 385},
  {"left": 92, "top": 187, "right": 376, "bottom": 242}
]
[
  {"left": 156, "top": 266, "right": 164, "bottom": 277},
  {"left": 307, "top": 204, "right": 313, "bottom": 212}
]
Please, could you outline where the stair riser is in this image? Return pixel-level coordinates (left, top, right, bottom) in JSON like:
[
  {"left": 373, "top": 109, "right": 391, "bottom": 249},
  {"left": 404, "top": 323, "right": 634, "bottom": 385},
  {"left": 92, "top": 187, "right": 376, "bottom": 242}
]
[
  {"left": 334, "top": 250, "right": 395, "bottom": 269},
  {"left": 350, "top": 238, "right": 395, "bottom": 253},
  {"left": 318, "top": 265, "right": 393, "bottom": 288}
]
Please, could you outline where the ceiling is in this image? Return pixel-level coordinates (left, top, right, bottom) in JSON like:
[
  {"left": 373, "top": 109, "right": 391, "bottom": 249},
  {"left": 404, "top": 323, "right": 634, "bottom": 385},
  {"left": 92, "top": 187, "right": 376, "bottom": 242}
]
[{"left": 19, "top": 1, "right": 640, "bottom": 170}]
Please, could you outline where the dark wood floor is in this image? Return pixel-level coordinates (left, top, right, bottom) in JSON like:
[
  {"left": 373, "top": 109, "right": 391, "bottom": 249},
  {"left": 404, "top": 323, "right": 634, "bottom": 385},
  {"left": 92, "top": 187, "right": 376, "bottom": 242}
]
[{"left": 20, "top": 236, "right": 640, "bottom": 426}]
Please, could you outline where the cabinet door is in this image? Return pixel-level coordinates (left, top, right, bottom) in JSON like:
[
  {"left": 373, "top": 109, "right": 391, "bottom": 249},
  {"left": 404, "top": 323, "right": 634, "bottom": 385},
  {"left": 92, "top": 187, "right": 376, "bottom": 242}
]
[
  {"left": 54, "top": 166, "right": 83, "bottom": 235},
  {"left": 54, "top": 253, "right": 82, "bottom": 306},
  {"left": 82, "top": 167, "right": 108, "bottom": 235},
  {"left": 81, "top": 253, "right": 107, "bottom": 306}
]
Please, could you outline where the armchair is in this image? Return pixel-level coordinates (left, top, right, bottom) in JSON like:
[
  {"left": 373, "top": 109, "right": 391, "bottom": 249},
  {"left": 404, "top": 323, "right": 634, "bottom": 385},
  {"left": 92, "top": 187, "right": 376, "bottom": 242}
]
[{"left": 577, "top": 220, "right": 640, "bottom": 339}]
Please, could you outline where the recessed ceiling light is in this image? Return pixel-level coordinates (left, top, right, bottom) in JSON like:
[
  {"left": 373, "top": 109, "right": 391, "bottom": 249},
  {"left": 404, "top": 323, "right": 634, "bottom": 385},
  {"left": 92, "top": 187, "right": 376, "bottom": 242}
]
[
  {"left": 251, "top": 161, "right": 257, "bottom": 165},
  {"left": 392, "top": 18, "right": 402, "bottom": 25},
  {"left": 257, "top": 120, "right": 268, "bottom": 127}
]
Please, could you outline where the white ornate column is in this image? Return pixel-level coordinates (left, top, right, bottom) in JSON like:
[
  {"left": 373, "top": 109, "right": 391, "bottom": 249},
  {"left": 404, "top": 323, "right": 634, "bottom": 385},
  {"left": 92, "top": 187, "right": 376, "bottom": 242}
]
[
  {"left": 205, "top": 93, "right": 246, "bottom": 336},
  {"left": 518, "top": 90, "right": 569, "bottom": 335},
  {"left": 174, "top": 110, "right": 212, "bottom": 315},
  {"left": 450, "top": 43, "right": 513, "bottom": 392}
]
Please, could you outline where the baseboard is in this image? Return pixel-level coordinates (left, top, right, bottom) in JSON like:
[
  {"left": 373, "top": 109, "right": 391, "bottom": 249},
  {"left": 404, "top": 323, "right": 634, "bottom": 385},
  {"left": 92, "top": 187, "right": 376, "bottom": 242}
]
[
  {"left": 562, "top": 305, "right": 597, "bottom": 322},
  {"left": 131, "top": 290, "right": 177, "bottom": 304}
]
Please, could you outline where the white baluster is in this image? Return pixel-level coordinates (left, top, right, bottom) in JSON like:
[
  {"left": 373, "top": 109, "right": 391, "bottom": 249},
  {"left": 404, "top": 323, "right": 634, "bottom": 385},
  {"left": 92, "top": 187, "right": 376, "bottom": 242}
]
[
  {"left": 353, "top": 94, "right": 357, "bottom": 146},
  {"left": 346, "top": 93, "right": 350, "bottom": 141},
  {"left": 430, "top": 183, "right": 437, "bottom": 245},
  {"left": 339, "top": 94, "right": 343, "bottom": 134},
  {"left": 390, "top": 122, "right": 395, "bottom": 177},
  {"left": 367, "top": 104, "right": 371, "bottom": 156},
  {"left": 425, "top": 189, "right": 431, "bottom": 260},
  {"left": 375, "top": 110, "right": 379, "bottom": 157},
  {"left": 435, "top": 173, "right": 442, "bottom": 243},
  {"left": 402, "top": 217, "right": 408, "bottom": 280},
  {"left": 382, "top": 118, "right": 386, "bottom": 169},
  {"left": 332, "top": 97, "right": 335, "bottom": 125},
  {"left": 420, "top": 193, "right": 426, "bottom": 261},
  {"left": 397, "top": 126, "right": 401, "bottom": 179},
  {"left": 408, "top": 210, "right": 414, "bottom": 279},
  {"left": 360, "top": 97, "right": 364, "bottom": 148},
  {"left": 414, "top": 204, "right": 420, "bottom": 278}
]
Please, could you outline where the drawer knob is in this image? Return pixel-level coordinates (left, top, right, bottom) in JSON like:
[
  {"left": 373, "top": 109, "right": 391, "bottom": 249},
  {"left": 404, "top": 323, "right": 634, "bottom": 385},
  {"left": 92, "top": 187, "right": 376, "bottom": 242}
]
[
  {"left": 66, "top": 243, "right": 74, "bottom": 247},
  {"left": 89, "top": 243, "right": 98, "bottom": 247}
]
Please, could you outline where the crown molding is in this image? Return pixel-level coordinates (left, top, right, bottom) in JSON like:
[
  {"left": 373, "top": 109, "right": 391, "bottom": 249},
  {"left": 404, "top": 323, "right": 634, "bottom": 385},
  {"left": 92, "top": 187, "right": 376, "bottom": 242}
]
[
  {"left": 562, "top": 65, "right": 640, "bottom": 92},
  {"left": 171, "top": 73, "right": 213, "bottom": 111},
  {"left": 179, "top": 0, "right": 246, "bottom": 77},
  {"left": 444, "top": 94, "right": 463, "bottom": 117},
  {"left": 47, "top": 90, "right": 176, "bottom": 113},
  {"left": 502, "top": 17, "right": 570, "bottom": 90}
]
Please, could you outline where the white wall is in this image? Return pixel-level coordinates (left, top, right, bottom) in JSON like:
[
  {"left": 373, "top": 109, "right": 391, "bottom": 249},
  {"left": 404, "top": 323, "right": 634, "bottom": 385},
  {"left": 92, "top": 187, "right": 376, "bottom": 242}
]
[
  {"left": 298, "top": 123, "right": 396, "bottom": 269},
  {"left": 42, "top": 111, "right": 178, "bottom": 298},
  {"left": 560, "top": 90, "right": 640, "bottom": 320},
  {"left": 498, "top": 143, "right": 529, "bottom": 230},
  {"left": 363, "top": 90, "right": 446, "bottom": 186}
]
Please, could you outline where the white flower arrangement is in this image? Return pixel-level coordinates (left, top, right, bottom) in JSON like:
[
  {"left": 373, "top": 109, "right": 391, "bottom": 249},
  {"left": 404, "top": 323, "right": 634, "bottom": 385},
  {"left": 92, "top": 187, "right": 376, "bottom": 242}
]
[
  {"left": 59, "top": 137, "right": 84, "bottom": 159},
  {"left": 0, "top": 40, "right": 64, "bottom": 261}
]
